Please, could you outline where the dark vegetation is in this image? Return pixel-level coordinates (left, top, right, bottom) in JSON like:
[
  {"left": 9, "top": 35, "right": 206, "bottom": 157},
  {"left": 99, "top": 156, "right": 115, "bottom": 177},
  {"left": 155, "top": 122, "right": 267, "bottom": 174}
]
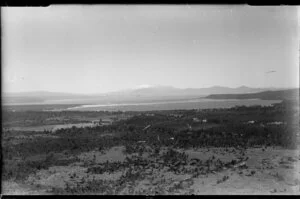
[
  {"left": 50, "top": 147, "right": 250, "bottom": 195},
  {"left": 205, "top": 88, "right": 299, "bottom": 100},
  {"left": 3, "top": 152, "right": 79, "bottom": 181},
  {"left": 2, "top": 100, "right": 298, "bottom": 186}
]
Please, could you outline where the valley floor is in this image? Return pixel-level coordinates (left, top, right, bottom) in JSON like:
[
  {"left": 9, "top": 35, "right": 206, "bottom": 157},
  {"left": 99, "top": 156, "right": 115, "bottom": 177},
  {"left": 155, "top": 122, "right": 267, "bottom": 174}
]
[{"left": 2, "top": 102, "right": 299, "bottom": 195}]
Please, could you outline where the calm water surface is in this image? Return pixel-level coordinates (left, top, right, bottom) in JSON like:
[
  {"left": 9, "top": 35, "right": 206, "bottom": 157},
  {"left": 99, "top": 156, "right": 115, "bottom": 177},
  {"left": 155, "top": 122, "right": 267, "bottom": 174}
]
[{"left": 64, "top": 99, "right": 281, "bottom": 112}]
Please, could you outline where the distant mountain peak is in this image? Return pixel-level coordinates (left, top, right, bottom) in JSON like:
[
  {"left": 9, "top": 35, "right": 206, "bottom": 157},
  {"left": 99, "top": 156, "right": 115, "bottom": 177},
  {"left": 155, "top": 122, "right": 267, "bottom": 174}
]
[
  {"left": 210, "top": 85, "right": 228, "bottom": 89},
  {"left": 136, "top": 84, "right": 154, "bottom": 89},
  {"left": 237, "top": 85, "right": 250, "bottom": 89},
  {"left": 135, "top": 85, "right": 175, "bottom": 90}
]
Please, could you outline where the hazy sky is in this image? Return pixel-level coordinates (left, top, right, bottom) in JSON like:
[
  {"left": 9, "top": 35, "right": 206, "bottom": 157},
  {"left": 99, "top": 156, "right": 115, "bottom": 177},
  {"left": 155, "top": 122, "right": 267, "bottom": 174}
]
[{"left": 2, "top": 5, "right": 299, "bottom": 94}]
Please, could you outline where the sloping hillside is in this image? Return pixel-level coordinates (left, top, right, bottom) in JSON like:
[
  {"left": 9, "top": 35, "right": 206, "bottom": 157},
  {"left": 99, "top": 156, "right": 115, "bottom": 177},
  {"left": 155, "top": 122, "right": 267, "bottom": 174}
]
[{"left": 205, "top": 89, "right": 299, "bottom": 100}]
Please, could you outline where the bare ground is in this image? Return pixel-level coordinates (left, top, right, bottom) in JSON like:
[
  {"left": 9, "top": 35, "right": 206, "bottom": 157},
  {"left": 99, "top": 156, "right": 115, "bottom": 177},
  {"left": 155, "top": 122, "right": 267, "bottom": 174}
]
[{"left": 2, "top": 146, "right": 300, "bottom": 195}]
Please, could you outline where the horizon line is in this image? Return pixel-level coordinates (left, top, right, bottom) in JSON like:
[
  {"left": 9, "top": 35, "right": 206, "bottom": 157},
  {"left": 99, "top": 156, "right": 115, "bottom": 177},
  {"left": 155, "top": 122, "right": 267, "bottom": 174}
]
[{"left": 3, "top": 85, "right": 298, "bottom": 95}]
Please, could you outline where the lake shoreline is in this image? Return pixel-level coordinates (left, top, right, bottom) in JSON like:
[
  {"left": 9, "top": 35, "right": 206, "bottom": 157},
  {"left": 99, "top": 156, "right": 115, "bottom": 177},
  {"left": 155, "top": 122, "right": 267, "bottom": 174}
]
[{"left": 60, "top": 99, "right": 282, "bottom": 112}]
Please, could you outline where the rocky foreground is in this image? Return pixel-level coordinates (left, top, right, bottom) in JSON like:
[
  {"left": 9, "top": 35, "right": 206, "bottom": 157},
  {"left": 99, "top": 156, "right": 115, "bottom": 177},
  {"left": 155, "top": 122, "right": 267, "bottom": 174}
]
[{"left": 3, "top": 144, "right": 300, "bottom": 195}]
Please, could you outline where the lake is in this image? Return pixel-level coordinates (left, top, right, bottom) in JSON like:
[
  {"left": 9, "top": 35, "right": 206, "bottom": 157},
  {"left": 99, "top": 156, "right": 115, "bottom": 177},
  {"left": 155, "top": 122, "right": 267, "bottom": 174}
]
[{"left": 63, "top": 99, "right": 281, "bottom": 112}]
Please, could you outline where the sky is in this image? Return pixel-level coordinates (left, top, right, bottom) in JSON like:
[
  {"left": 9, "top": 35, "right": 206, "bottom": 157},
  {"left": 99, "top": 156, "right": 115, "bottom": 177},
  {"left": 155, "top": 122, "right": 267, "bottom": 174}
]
[{"left": 2, "top": 5, "right": 299, "bottom": 94}]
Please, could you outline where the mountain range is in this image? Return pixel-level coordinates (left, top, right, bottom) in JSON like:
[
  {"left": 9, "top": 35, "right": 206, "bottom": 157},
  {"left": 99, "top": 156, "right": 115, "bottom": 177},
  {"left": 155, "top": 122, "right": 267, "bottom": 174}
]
[{"left": 2, "top": 85, "right": 291, "bottom": 105}]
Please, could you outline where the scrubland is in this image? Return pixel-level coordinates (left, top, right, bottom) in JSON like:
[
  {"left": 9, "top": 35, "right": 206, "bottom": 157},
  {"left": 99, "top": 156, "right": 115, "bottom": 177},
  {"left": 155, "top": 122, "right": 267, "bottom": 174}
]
[{"left": 2, "top": 101, "right": 300, "bottom": 195}]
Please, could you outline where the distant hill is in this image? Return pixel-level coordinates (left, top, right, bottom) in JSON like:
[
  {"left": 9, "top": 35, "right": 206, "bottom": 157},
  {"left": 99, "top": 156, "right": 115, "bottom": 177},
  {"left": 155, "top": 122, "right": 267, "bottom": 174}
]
[
  {"left": 109, "top": 85, "right": 278, "bottom": 97},
  {"left": 205, "top": 89, "right": 299, "bottom": 101},
  {"left": 2, "top": 86, "right": 285, "bottom": 105},
  {"left": 2, "top": 91, "right": 88, "bottom": 105},
  {"left": 4, "top": 91, "right": 86, "bottom": 98}
]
